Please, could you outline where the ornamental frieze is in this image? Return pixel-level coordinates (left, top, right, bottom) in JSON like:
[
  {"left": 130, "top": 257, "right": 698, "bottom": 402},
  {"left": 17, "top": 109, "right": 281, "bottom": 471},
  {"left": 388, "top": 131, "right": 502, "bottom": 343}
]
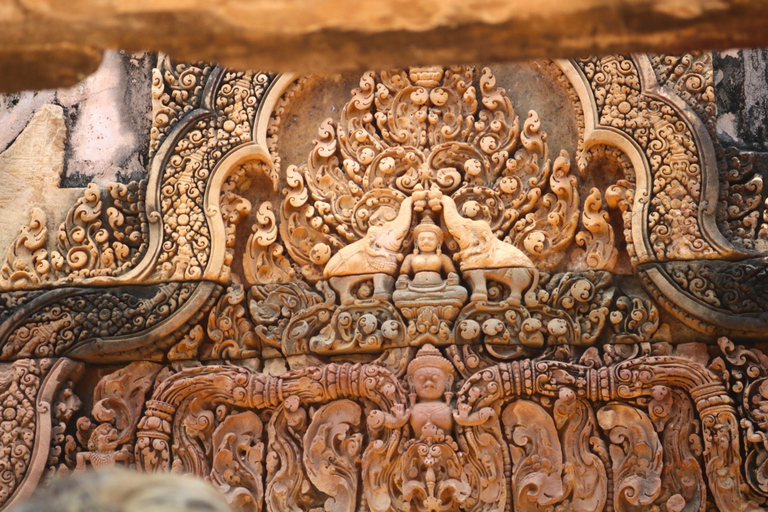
[{"left": 0, "top": 53, "right": 767, "bottom": 511}]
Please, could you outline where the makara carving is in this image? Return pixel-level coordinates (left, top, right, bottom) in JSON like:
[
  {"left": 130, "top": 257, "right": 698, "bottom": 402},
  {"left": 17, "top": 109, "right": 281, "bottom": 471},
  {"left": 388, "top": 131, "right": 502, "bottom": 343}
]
[{"left": 1, "top": 54, "right": 767, "bottom": 512}]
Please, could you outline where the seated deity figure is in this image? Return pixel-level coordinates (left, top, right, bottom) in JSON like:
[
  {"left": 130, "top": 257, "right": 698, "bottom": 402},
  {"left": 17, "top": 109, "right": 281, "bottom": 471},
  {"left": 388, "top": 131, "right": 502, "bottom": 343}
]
[
  {"left": 323, "top": 197, "right": 413, "bottom": 305},
  {"left": 394, "top": 215, "right": 465, "bottom": 299},
  {"left": 441, "top": 193, "right": 537, "bottom": 304},
  {"left": 392, "top": 214, "right": 468, "bottom": 345}
]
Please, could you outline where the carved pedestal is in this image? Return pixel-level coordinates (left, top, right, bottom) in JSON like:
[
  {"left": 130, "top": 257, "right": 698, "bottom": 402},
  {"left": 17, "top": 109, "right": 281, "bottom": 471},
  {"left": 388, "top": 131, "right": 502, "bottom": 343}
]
[{"left": 1, "top": 55, "right": 767, "bottom": 512}]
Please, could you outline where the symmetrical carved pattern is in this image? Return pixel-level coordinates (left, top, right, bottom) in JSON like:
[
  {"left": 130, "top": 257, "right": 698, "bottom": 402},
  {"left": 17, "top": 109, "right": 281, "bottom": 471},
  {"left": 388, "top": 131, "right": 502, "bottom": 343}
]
[
  {"left": 154, "top": 70, "right": 272, "bottom": 281},
  {"left": 1, "top": 53, "right": 768, "bottom": 512},
  {"left": 150, "top": 56, "right": 214, "bottom": 155}
]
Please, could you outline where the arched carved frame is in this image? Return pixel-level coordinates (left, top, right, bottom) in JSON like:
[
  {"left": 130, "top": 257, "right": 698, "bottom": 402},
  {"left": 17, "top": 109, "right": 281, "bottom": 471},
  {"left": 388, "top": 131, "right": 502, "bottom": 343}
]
[{"left": 2, "top": 54, "right": 768, "bottom": 512}]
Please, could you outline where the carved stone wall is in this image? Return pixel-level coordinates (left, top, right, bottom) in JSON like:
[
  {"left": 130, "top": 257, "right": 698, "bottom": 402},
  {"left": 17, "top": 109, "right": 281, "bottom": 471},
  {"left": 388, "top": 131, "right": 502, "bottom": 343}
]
[{"left": 1, "top": 52, "right": 767, "bottom": 511}]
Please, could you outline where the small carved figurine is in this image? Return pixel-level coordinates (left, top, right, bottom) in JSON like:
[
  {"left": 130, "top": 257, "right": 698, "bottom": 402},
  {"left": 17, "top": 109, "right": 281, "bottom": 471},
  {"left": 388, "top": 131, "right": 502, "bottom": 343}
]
[
  {"left": 75, "top": 423, "right": 132, "bottom": 471},
  {"left": 399, "top": 216, "right": 456, "bottom": 284},
  {"left": 368, "top": 344, "right": 495, "bottom": 439}
]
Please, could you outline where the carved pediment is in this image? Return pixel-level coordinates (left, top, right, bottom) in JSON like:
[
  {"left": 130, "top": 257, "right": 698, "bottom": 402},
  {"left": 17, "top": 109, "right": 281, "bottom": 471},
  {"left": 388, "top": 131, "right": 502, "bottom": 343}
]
[
  {"left": 269, "top": 65, "right": 591, "bottom": 282},
  {"left": 236, "top": 64, "right": 659, "bottom": 359},
  {"left": 1, "top": 53, "right": 768, "bottom": 512}
]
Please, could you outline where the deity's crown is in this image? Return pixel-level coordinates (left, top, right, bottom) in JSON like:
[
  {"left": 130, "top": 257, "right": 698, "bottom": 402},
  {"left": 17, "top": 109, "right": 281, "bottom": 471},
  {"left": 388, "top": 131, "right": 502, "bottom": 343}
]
[
  {"left": 407, "top": 344, "right": 455, "bottom": 377},
  {"left": 413, "top": 216, "right": 444, "bottom": 243}
]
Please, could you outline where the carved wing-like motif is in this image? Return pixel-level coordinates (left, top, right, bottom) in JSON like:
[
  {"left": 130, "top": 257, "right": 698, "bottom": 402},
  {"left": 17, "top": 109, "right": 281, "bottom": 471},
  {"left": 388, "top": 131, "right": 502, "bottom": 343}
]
[
  {"left": 502, "top": 400, "right": 565, "bottom": 512},
  {"left": 1, "top": 52, "right": 768, "bottom": 512}
]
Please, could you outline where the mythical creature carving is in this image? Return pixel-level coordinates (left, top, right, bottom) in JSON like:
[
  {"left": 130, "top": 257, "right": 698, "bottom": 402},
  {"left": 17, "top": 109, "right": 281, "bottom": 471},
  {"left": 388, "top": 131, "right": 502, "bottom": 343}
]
[
  {"left": 441, "top": 193, "right": 536, "bottom": 304},
  {"left": 324, "top": 196, "right": 414, "bottom": 304},
  {"left": 3, "top": 53, "right": 768, "bottom": 512}
]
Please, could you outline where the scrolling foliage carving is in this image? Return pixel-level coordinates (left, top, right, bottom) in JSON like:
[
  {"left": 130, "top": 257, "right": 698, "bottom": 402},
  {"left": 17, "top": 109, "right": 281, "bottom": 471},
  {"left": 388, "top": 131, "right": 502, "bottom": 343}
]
[
  {"left": 112, "top": 339, "right": 768, "bottom": 512},
  {"left": 0, "top": 182, "right": 148, "bottom": 290},
  {"left": 2, "top": 55, "right": 768, "bottom": 512}
]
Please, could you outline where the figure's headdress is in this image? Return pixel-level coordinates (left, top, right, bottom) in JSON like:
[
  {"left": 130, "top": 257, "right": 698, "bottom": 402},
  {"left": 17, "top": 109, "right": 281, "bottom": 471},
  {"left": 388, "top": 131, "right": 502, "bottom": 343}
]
[
  {"left": 413, "top": 216, "right": 444, "bottom": 245},
  {"left": 407, "top": 344, "right": 455, "bottom": 377}
]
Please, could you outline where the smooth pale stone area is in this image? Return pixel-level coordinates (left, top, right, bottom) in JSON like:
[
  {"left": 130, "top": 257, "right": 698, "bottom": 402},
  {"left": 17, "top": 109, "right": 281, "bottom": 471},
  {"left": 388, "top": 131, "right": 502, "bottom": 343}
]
[{"left": 0, "top": 104, "right": 84, "bottom": 257}]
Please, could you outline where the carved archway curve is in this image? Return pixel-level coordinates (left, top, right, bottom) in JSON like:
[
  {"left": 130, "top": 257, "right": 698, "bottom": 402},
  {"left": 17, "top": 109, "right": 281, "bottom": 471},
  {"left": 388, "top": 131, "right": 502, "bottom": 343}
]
[
  {"left": 248, "top": 59, "right": 734, "bottom": 268},
  {"left": 1, "top": 358, "right": 84, "bottom": 511},
  {"left": 239, "top": 60, "right": 768, "bottom": 339},
  {"left": 2, "top": 56, "right": 766, "bottom": 364},
  {"left": 556, "top": 56, "right": 733, "bottom": 263},
  {"left": 0, "top": 66, "right": 273, "bottom": 362},
  {"left": 135, "top": 355, "right": 762, "bottom": 512},
  {"left": 557, "top": 56, "right": 767, "bottom": 337}
]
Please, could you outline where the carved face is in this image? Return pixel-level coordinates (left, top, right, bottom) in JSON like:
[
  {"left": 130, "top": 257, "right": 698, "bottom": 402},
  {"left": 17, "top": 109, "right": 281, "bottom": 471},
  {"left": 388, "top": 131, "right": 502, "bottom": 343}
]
[
  {"left": 416, "top": 231, "right": 439, "bottom": 253},
  {"left": 412, "top": 366, "right": 449, "bottom": 400},
  {"left": 89, "top": 423, "right": 119, "bottom": 451}
]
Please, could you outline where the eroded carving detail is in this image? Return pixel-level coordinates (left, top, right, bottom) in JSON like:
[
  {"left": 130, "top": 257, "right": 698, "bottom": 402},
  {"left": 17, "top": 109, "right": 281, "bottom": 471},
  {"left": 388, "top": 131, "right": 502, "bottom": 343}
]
[
  {"left": 0, "top": 182, "right": 149, "bottom": 290},
  {"left": 2, "top": 56, "right": 768, "bottom": 512}
]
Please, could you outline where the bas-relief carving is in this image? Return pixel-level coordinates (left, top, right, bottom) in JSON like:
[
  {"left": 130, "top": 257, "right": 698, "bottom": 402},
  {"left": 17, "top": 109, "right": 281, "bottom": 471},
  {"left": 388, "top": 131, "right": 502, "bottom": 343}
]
[{"left": 0, "top": 54, "right": 767, "bottom": 511}]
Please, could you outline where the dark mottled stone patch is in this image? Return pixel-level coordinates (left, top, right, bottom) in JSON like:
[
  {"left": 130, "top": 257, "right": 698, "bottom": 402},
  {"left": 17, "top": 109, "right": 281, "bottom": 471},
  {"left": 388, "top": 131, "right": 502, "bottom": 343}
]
[{"left": 714, "top": 49, "right": 768, "bottom": 151}]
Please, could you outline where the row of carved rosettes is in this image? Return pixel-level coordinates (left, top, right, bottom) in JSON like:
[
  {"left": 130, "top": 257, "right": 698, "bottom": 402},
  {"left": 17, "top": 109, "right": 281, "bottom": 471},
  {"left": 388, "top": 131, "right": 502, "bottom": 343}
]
[
  {"left": 243, "top": 270, "right": 666, "bottom": 359},
  {"left": 0, "top": 266, "right": 660, "bottom": 364},
  {"left": 9, "top": 338, "right": 768, "bottom": 511}
]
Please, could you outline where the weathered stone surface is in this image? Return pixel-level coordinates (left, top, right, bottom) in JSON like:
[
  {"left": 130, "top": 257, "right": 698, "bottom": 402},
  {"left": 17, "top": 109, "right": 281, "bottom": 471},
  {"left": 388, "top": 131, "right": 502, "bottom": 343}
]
[
  {"left": 0, "top": 103, "right": 83, "bottom": 255},
  {"left": 0, "top": 51, "right": 154, "bottom": 185},
  {"left": 0, "top": 51, "right": 154, "bottom": 257},
  {"left": 714, "top": 48, "right": 768, "bottom": 151},
  {"left": 3, "top": 0, "right": 768, "bottom": 92},
  {"left": 3, "top": 52, "right": 768, "bottom": 512},
  {"left": 0, "top": 44, "right": 102, "bottom": 95}
]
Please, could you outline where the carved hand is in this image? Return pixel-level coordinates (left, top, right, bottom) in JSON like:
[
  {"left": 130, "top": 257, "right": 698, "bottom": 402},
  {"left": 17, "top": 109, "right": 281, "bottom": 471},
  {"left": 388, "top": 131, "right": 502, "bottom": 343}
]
[
  {"left": 368, "top": 403, "right": 410, "bottom": 430},
  {"left": 389, "top": 403, "right": 411, "bottom": 428},
  {"left": 453, "top": 403, "right": 497, "bottom": 426}
]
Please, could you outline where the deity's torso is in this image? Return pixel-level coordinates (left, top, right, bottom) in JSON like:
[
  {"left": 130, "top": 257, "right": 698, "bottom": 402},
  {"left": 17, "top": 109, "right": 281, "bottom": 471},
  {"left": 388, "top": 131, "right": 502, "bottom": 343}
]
[{"left": 410, "top": 401, "right": 454, "bottom": 438}]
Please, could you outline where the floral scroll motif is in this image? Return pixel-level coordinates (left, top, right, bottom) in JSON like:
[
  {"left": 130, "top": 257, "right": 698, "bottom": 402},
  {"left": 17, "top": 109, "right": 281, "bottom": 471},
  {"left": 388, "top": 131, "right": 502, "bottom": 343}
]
[
  {"left": 121, "top": 339, "right": 768, "bottom": 512},
  {"left": 3, "top": 53, "right": 768, "bottom": 512}
]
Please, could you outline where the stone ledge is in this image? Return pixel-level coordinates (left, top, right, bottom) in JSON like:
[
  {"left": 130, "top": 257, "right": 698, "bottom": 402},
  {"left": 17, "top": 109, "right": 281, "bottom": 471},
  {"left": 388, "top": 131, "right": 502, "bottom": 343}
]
[{"left": 3, "top": 0, "right": 768, "bottom": 92}]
